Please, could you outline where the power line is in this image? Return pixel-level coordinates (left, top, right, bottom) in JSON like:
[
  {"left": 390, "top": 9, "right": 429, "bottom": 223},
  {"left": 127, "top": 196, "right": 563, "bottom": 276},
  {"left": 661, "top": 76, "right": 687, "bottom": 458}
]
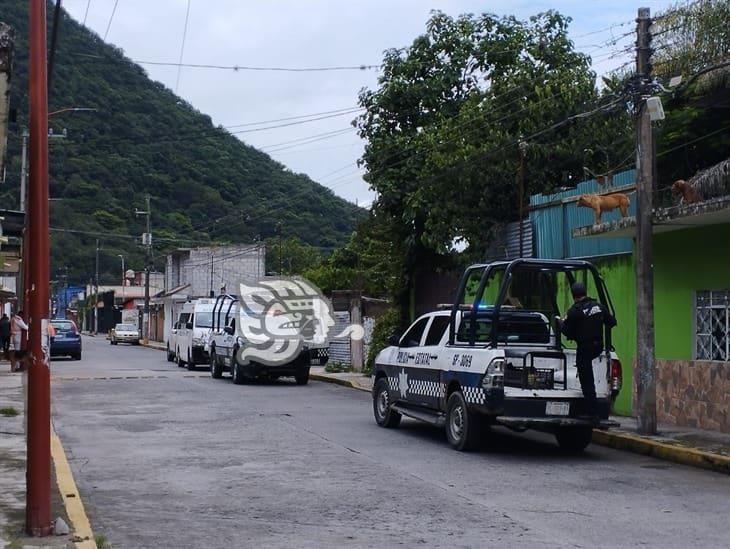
[
  {"left": 175, "top": 0, "right": 192, "bottom": 94},
  {"left": 225, "top": 106, "right": 361, "bottom": 129},
  {"left": 134, "top": 60, "right": 380, "bottom": 72},
  {"left": 260, "top": 127, "right": 355, "bottom": 151},
  {"left": 83, "top": 0, "right": 91, "bottom": 26},
  {"left": 103, "top": 0, "right": 119, "bottom": 41}
]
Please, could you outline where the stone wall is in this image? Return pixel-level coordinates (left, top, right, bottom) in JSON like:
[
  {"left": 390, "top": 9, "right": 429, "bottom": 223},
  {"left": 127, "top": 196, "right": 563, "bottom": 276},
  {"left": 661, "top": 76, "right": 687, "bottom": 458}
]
[{"left": 655, "top": 359, "right": 728, "bottom": 433}]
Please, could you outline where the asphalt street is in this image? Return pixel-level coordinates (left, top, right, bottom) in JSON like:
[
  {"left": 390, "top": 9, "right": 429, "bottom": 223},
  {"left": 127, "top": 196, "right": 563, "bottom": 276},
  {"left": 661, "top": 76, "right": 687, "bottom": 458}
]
[{"left": 51, "top": 336, "right": 730, "bottom": 549}]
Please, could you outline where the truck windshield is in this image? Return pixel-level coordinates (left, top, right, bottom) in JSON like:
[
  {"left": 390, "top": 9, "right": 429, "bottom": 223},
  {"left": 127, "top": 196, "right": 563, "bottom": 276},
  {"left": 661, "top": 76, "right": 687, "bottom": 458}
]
[{"left": 194, "top": 312, "right": 213, "bottom": 328}]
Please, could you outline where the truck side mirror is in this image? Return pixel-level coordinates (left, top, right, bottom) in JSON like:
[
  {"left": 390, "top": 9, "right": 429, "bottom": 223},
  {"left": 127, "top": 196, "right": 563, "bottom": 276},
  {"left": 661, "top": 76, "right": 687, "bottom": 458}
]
[
  {"left": 186, "top": 322, "right": 193, "bottom": 330},
  {"left": 224, "top": 326, "right": 234, "bottom": 335}
]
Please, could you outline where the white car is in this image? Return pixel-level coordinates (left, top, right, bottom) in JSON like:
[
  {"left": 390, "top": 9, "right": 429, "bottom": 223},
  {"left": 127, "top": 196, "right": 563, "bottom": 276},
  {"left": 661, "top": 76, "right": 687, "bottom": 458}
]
[
  {"left": 371, "top": 259, "right": 622, "bottom": 453},
  {"left": 110, "top": 323, "right": 140, "bottom": 345}
]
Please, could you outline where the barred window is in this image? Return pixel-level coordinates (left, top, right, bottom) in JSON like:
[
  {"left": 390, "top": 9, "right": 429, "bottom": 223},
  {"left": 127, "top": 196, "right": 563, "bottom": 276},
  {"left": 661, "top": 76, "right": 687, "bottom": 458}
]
[{"left": 695, "top": 290, "right": 729, "bottom": 361}]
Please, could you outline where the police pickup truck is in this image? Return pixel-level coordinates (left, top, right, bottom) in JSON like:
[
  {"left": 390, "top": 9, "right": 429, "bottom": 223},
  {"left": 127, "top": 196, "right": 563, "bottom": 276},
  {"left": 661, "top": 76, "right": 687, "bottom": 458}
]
[
  {"left": 371, "top": 259, "right": 621, "bottom": 452},
  {"left": 207, "top": 294, "right": 329, "bottom": 385}
]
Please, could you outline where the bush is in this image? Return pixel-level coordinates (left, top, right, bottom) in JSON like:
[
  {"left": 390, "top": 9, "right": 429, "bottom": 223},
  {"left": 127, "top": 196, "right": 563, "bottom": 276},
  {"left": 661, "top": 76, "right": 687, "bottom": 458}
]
[{"left": 365, "top": 308, "right": 401, "bottom": 374}]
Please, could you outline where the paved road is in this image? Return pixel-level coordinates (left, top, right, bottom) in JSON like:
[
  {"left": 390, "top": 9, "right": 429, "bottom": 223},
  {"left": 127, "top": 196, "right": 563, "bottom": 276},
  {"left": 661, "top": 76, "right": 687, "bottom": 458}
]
[{"left": 51, "top": 336, "right": 729, "bottom": 548}]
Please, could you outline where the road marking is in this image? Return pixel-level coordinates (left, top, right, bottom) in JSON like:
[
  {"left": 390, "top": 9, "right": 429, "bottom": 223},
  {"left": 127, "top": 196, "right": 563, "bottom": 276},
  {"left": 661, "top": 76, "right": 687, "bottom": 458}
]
[{"left": 51, "top": 427, "right": 96, "bottom": 549}]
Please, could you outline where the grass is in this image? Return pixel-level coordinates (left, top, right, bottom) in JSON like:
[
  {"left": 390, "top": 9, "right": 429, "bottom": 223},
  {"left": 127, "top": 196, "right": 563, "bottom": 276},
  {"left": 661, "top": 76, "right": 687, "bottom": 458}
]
[
  {"left": 324, "top": 362, "right": 353, "bottom": 374},
  {"left": 0, "top": 406, "right": 19, "bottom": 417},
  {"left": 96, "top": 534, "right": 111, "bottom": 548}
]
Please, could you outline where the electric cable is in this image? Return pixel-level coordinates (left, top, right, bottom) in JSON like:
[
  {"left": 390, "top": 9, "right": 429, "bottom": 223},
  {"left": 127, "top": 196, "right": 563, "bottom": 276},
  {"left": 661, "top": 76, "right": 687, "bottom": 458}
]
[
  {"left": 175, "top": 0, "right": 192, "bottom": 94},
  {"left": 103, "top": 0, "right": 119, "bottom": 41}
]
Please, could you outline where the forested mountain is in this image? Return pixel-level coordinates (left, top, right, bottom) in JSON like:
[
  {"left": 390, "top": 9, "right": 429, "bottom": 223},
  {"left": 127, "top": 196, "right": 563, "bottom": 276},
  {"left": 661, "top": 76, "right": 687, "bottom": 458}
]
[{"left": 0, "top": 0, "right": 364, "bottom": 282}]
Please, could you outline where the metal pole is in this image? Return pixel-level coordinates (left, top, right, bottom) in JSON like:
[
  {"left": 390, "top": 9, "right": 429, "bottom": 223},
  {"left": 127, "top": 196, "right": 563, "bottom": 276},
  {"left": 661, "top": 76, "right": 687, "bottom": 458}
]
[
  {"left": 635, "top": 7, "right": 656, "bottom": 435},
  {"left": 209, "top": 250, "right": 214, "bottom": 296},
  {"left": 94, "top": 239, "right": 99, "bottom": 334},
  {"left": 26, "top": 0, "right": 51, "bottom": 536},
  {"left": 143, "top": 195, "right": 150, "bottom": 344},
  {"left": 517, "top": 141, "right": 527, "bottom": 257},
  {"left": 20, "top": 130, "right": 28, "bottom": 212}
]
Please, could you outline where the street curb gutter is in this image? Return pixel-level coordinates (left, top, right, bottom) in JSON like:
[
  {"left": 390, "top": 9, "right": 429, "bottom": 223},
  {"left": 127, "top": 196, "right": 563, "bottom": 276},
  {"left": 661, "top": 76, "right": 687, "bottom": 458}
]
[
  {"left": 591, "top": 429, "right": 730, "bottom": 475},
  {"left": 309, "top": 373, "right": 370, "bottom": 392},
  {"left": 310, "top": 373, "right": 729, "bottom": 475},
  {"left": 51, "top": 427, "right": 97, "bottom": 548}
]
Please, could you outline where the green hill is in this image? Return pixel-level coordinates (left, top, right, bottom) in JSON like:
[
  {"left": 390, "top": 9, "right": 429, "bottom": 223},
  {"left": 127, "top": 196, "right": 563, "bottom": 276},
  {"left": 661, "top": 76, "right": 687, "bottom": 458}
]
[{"left": 0, "top": 0, "right": 364, "bottom": 283}]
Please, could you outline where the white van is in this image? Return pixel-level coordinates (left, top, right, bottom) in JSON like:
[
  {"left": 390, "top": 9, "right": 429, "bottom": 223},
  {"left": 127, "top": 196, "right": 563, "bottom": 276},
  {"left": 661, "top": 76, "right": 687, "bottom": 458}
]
[{"left": 174, "top": 298, "right": 219, "bottom": 370}]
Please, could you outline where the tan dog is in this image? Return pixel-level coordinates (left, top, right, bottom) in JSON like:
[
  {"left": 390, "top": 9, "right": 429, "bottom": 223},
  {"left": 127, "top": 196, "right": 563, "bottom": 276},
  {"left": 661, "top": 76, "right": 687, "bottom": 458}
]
[
  {"left": 672, "top": 179, "right": 700, "bottom": 204},
  {"left": 577, "top": 193, "right": 630, "bottom": 225}
]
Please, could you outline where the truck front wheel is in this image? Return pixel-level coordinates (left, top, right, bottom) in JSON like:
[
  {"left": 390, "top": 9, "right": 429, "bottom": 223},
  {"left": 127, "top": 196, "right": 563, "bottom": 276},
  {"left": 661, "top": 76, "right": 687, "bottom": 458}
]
[
  {"left": 373, "top": 377, "right": 401, "bottom": 428},
  {"left": 555, "top": 426, "right": 593, "bottom": 453},
  {"left": 446, "top": 391, "right": 480, "bottom": 451}
]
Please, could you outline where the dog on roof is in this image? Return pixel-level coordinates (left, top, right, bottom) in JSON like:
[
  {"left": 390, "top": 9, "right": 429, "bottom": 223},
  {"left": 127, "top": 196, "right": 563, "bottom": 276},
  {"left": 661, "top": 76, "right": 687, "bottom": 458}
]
[
  {"left": 577, "top": 193, "right": 631, "bottom": 225},
  {"left": 672, "top": 179, "right": 700, "bottom": 205}
]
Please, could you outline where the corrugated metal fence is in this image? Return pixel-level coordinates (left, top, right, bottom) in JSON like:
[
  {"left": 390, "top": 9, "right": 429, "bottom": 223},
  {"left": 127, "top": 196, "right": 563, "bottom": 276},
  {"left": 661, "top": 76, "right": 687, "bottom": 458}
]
[{"left": 529, "top": 169, "right": 637, "bottom": 259}]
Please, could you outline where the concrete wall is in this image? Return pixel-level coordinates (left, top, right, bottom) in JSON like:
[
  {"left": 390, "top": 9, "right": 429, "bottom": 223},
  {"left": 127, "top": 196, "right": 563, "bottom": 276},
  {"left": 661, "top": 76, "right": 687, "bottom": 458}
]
[{"left": 166, "top": 245, "right": 265, "bottom": 297}]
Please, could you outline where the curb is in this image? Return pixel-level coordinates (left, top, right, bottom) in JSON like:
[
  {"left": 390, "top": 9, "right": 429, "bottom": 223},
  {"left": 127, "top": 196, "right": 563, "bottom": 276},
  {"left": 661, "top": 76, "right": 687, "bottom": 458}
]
[
  {"left": 309, "top": 373, "right": 370, "bottom": 392},
  {"left": 51, "top": 427, "right": 97, "bottom": 548},
  {"left": 591, "top": 428, "right": 730, "bottom": 475},
  {"left": 310, "top": 373, "right": 729, "bottom": 475}
]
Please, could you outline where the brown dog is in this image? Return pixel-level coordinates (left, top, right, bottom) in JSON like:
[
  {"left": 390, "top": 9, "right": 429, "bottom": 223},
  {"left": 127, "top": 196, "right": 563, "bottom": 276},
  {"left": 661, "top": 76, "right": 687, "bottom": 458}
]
[
  {"left": 577, "top": 193, "right": 631, "bottom": 225},
  {"left": 672, "top": 179, "right": 700, "bottom": 204}
]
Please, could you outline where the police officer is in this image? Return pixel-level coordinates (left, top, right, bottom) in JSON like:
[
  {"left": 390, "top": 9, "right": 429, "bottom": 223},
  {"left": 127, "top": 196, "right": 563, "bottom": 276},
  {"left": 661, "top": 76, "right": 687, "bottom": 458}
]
[{"left": 559, "top": 282, "right": 616, "bottom": 422}]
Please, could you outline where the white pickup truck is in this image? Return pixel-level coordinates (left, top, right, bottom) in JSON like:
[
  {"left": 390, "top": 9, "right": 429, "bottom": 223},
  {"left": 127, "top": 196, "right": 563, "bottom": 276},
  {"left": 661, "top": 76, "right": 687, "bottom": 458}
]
[
  {"left": 371, "top": 259, "right": 621, "bottom": 452},
  {"left": 207, "top": 294, "right": 329, "bottom": 385}
]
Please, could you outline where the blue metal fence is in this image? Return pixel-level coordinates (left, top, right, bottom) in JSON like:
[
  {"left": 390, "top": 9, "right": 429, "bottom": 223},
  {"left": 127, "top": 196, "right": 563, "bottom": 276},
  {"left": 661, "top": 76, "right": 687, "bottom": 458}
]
[{"left": 529, "top": 169, "right": 637, "bottom": 259}]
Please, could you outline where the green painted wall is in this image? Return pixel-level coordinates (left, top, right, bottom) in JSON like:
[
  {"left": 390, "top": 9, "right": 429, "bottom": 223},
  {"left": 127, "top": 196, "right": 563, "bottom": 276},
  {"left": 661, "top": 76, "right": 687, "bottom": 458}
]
[
  {"left": 654, "top": 224, "right": 730, "bottom": 361},
  {"left": 592, "top": 255, "right": 637, "bottom": 415}
]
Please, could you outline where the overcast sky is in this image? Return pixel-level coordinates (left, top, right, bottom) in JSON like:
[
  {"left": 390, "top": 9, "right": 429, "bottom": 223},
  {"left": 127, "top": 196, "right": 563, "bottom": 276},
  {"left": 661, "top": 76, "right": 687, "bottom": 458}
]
[{"left": 62, "top": 0, "right": 675, "bottom": 207}]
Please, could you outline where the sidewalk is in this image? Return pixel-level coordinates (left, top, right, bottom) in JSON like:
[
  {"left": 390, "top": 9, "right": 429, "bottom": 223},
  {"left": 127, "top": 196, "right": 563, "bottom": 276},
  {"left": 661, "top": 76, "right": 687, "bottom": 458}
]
[
  {"left": 310, "top": 367, "right": 730, "bottom": 474},
  {"left": 0, "top": 366, "right": 89, "bottom": 548}
]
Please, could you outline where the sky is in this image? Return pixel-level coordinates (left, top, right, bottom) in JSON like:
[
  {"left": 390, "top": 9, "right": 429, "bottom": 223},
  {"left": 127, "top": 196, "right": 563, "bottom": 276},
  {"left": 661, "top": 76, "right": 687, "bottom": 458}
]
[{"left": 61, "top": 0, "right": 677, "bottom": 207}]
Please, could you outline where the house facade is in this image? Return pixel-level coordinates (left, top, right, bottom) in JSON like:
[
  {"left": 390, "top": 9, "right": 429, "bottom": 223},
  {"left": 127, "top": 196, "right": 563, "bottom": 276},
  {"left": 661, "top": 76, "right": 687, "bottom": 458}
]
[
  {"left": 528, "top": 163, "right": 729, "bottom": 432},
  {"left": 161, "top": 244, "right": 265, "bottom": 344}
]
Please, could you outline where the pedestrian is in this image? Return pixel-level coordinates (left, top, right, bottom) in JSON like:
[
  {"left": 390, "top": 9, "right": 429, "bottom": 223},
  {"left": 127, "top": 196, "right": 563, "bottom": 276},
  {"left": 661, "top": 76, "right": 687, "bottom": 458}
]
[
  {"left": 559, "top": 282, "right": 616, "bottom": 423},
  {"left": 10, "top": 310, "right": 29, "bottom": 372},
  {"left": 0, "top": 313, "right": 10, "bottom": 360}
]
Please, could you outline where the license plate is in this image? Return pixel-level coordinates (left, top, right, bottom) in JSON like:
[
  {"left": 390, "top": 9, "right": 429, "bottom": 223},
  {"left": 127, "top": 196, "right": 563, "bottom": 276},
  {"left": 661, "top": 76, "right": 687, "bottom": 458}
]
[
  {"left": 310, "top": 358, "right": 322, "bottom": 365},
  {"left": 546, "top": 401, "right": 570, "bottom": 416}
]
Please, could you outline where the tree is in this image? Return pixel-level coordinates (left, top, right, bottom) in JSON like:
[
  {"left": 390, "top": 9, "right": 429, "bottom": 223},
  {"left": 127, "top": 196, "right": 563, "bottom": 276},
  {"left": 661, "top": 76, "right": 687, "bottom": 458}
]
[{"left": 356, "top": 10, "right": 612, "bottom": 322}]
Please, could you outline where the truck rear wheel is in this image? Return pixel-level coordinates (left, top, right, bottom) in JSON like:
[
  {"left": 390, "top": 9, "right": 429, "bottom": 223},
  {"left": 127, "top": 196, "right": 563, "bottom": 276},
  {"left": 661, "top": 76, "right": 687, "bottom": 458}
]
[
  {"left": 295, "top": 367, "right": 310, "bottom": 385},
  {"left": 555, "top": 426, "right": 593, "bottom": 453},
  {"left": 373, "top": 378, "right": 401, "bottom": 428},
  {"left": 446, "top": 391, "right": 480, "bottom": 451}
]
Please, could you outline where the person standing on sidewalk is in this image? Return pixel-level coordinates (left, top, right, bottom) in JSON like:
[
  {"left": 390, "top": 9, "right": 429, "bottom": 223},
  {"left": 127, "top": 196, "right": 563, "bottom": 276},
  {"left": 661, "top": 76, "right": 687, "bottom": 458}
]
[
  {"left": 0, "top": 314, "right": 10, "bottom": 360},
  {"left": 10, "top": 310, "right": 28, "bottom": 372},
  {"left": 558, "top": 282, "right": 616, "bottom": 423}
]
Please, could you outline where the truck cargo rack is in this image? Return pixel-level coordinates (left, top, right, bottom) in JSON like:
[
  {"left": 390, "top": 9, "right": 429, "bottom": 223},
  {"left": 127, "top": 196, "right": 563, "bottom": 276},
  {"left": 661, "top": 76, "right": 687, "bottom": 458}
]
[{"left": 504, "top": 350, "right": 568, "bottom": 390}]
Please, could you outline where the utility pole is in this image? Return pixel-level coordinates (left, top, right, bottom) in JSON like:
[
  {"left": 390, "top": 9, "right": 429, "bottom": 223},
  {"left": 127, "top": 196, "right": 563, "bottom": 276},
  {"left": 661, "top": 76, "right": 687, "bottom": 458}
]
[
  {"left": 26, "top": 0, "right": 51, "bottom": 536},
  {"left": 20, "top": 130, "right": 28, "bottom": 211},
  {"left": 94, "top": 239, "right": 99, "bottom": 334},
  {"left": 277, "top": 222, "right": 283, "bottom": 275},
  {"left": 0, "top": 22, "right": 13, "bottom": 184},
  {"left": 136, "top": 196, "right": 151, "bottom": 344},
  {"left": 634, "top": 7, "right": 657, "bottom": 435},
  {"left": 209, "top": 250, "right": 214, "bottom": 297},
  {"left": 517, "top": 141, "right": 528, "bottom": 257}
]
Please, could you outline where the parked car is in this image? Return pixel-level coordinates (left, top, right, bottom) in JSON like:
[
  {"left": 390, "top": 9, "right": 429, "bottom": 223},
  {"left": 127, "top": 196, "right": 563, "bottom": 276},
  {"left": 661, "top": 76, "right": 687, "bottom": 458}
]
[
  {"left": 110, "top": 323, "right": 141, "bottom": 345},
  {"left": 207, "top": 294, "right": 329, "bottom": 385},
  {"left": 50, "top": 319, "right": 82, "bottom": 360}
]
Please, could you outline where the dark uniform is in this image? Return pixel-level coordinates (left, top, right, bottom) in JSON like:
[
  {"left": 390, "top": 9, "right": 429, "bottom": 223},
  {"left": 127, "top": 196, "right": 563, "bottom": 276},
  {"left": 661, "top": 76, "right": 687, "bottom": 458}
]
[{"left": 561, "top": 296, "right": 616, "bottom": 416}]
